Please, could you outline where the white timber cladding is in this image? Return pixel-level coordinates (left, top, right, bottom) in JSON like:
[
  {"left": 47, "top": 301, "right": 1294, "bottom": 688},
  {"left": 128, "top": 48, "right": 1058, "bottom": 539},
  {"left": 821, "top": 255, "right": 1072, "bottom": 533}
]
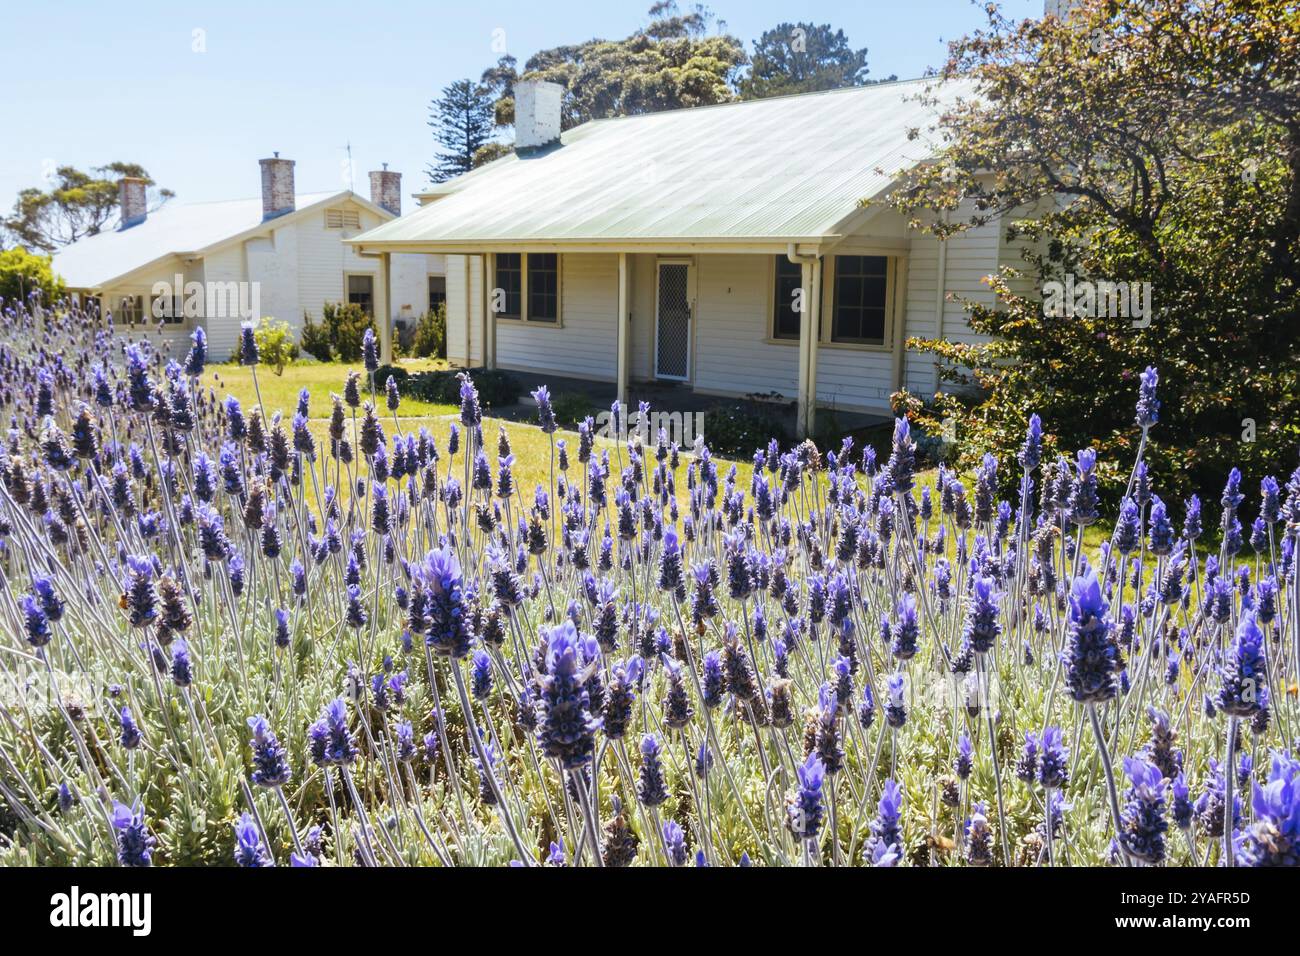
[
  {"left": 496, "top": 254, "right": 616, "bottom": 379},
  {"left": 445, "top": 254, "right": 484, "bottom": 367},
  {"left": 440, "top": 209, "right": 1006, "bottom": 414},
  {"left": 58, "top": 194, "right": 445, "bottom": 361}
]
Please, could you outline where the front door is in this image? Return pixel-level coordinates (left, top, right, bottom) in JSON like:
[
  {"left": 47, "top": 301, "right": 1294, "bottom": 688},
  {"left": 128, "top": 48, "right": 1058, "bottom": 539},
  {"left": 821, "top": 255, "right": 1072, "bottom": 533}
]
[{"left": 654, "top": 260, "right": 692, "bottom": 381}]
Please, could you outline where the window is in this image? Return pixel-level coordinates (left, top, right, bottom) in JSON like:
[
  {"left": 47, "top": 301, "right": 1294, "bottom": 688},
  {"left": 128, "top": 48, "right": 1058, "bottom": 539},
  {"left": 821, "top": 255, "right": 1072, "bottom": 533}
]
[
  {"left": 326, "top": 208, "right": 361, "bottom": 229},
  {"left": 347, "top": 275, "right": 374, "bottom": 315},
  {"left": 772, "top": 256, "right": 803, "bottom": 339},
  {"left": 115, "top": 294, "right": 144, "bottom": 325},
  {"left": 428, "top": 276, "right": 446, "bottom": 313},
  {"left": 492, "top": 253, "right": 561, "bottom": 323},
  {"left": 149, "top": 293, "right": 186, "bottom": 324},
  {"left": 527, "top": 253, "right": 558, "bottom": 322},
  {"left": 831, "top": 255, "right": 888, "bottom": 344},
  {"left": 494, "top": 253, "right": 522, "bottom": 318}
]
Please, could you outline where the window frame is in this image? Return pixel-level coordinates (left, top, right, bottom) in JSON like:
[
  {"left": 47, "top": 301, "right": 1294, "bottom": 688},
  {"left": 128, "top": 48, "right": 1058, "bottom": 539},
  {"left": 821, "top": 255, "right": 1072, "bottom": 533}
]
[
  {"left": 828, "top": 254, "right": 890, "bottom": 347},
  {"left": 766, "top": 254, "right": 899, "bottom": 352},
  {"left": 771, "top": 255, "right": 803, "bottom": 341},
  {"left": 114, "top": 293, "right": 145, "bottom": 326},
  {"left": 427, "top": 275, "right": 446, "bottom": 314},
  {"left": 492, "top": 252, "right": 563, "bottom": 326},
  {"left": 148, "top": 291, "right": 188, "bottom": 326},
  {"left": 345, "top": 272, "right": 376, "bottom": 316},
  {"left": 526, "top": 252, "right": 559, "bottom": 323}
]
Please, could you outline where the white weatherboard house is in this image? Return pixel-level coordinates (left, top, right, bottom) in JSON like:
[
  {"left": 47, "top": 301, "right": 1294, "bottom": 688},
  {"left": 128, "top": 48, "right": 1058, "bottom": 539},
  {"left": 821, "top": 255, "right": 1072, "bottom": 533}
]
[
  {"left": 54, "top": 157, "right": 445, "bottom": 360},
  {"left": 350, "top": 76, "right": 1015, "bottom": 438}
]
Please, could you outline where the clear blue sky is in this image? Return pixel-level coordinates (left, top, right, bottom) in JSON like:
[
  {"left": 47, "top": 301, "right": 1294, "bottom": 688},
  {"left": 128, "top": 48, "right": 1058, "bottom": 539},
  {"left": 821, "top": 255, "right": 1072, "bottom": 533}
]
[{"left": 2, "top": 0, "right": 1038, "bottom": 212}]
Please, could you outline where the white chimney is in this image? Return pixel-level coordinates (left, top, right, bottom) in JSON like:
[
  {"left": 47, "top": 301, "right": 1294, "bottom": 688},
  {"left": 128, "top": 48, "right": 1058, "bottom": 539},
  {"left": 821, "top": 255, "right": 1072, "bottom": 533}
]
[
  {"left": 118, "top": 177, "right": 148, "bottom": 230},
  {"left": 369, "top": 164, "right": 401, "bottom": 216},
  {"left": 513, "top": 80, "right": 564, "bottom": 150},
  {"left": 259, "top": 153, "right": 296, "bottom": 220}
]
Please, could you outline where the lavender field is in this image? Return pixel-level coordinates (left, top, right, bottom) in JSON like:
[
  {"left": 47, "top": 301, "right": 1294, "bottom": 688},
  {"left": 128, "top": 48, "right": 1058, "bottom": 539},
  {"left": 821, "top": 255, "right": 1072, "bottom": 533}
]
[{"left": 0, "top": 302, "right": 1296, "bottom": 868}]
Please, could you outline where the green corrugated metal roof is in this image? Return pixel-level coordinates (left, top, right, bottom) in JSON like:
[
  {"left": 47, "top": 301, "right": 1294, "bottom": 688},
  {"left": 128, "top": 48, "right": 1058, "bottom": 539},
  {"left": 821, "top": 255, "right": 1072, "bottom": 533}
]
[{"left": 352, "top": 77, "right": 977, "bottom": 249}]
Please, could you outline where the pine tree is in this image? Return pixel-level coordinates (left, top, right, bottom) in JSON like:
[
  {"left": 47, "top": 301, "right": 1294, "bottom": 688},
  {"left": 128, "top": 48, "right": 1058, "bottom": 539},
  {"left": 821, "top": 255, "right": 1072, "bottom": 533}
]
[{"left": 427, "top": 80, "right": 496, "bottom": 183}]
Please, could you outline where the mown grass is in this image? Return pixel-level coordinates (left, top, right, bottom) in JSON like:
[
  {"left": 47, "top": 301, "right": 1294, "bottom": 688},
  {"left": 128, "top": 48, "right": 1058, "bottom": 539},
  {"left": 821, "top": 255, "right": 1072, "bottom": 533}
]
[{"left": 209, "top": 360, "right": 1124, "bottom": 551}]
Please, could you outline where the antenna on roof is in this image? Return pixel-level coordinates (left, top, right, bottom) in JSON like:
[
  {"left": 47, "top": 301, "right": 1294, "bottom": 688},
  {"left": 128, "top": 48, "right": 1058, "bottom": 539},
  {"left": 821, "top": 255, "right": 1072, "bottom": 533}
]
[{"left": 341, "top": 141, "right": 355, "bottom": 192}]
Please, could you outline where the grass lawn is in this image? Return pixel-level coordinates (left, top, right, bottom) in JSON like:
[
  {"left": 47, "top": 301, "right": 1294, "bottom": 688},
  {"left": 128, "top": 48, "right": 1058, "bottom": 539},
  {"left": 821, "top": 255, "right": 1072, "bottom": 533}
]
[
  {"left": 209, "top": 359, "right": 1117, "bottom": 551},
  {"left": 208, "top": 357, "right": 457, "bottom": 420}
]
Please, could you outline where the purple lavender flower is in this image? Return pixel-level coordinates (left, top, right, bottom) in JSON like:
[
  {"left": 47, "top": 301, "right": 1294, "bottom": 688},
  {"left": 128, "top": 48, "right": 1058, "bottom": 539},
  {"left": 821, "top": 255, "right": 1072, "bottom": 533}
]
[
  {"left": 889, "top": 592, "right": 920, "bottom": 661},
  {"left": 248, "top": 715, "right": 291, "bottom": 788},
  {"left": 1234, "top": 751, "right": 1300, "bottom": 866},
  {"left": 20, "top": 593, "right": 51, "bottom": 648},
  {"left": 863, "top": 779, "right": 903, "bottom": 866},
  {"left": 786, "top": 753, "right": 826, "bottom": 840},
  {"left": 885, "top": 418, "right": 916, "bottom": 493},
  {"left": 1135, "top": 366, "right": 1159, "bottom": 428},
  {"left": 535, "top": 621, "right": 601, "bottom": 769},
  {"left": 1019, "top": 413, "right": 1043, "bottom": 471},
  {"left": 532, "top": 385, "right": 556, "bottom": 433},
  {"left": 662, "top": 819, "right": 688, "bottom": 866},
  {"left": 233, "top": 813, "right": 272, "bottom": 867},
  {"left": 111, "top": 801, "right": 155, "bottom": 867},
  {"left": 1119, "top": 757, "right": 1168, "bottom": 864},
  {"left": 362, "top": 327, "right": 379, "bottom": 372},
  {"left": 239, "top": 321, "right": 259, "bottom": 366},
  {"left": 119, "top": 705, "right": 142, "bottom": 750},
  {"left": 1217, "top": 611, "right": 1268, "bottom": 718},
  {"left": 962, "top": 575, "right": 1001, "bottom": 655},
  {"left": 308, "top": 698, "right": 357, "bottom": 767},
  {"left": 1063, "top": 568, "right": 1119, "bottom": 703}
]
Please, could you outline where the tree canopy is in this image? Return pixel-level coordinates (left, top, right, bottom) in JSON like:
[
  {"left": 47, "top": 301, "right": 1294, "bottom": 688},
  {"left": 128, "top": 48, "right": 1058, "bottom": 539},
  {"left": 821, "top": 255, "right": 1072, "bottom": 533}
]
[
  {"left": 740, "top": 22, "right": 891, "bottom": 99},
  {"left": 3, "top": 163, "right": 171, "bottom": 252},
  {"left": 426, "top": 79, "right": 497, "bottom": 183},
  {"left": 513, "top": 2, "right": 747, "bottom": 129},
  {"left": 889, "top": 0, "right": 1300, "bottom": 501}
]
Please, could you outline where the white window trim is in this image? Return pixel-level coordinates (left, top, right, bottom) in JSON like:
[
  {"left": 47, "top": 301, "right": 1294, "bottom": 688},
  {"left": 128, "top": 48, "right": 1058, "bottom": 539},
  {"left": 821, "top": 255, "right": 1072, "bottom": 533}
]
[
  {"left": 765, "top": 254, "right": 805, "bottom": 343},
  {"left": 765, "top": 254, "right": 898, "bottom": 351},
  {"left": 491, "top": 252, "right": 564, "bottom": 327},
  {"left": 823, "top": 254, "right": 895, "bottom": 351},
  {"left": 147, "top": 291, "right": 191, "bottom": 327},
  {"left": 343, "top": 272, "right": 377, "bottom": 316}
]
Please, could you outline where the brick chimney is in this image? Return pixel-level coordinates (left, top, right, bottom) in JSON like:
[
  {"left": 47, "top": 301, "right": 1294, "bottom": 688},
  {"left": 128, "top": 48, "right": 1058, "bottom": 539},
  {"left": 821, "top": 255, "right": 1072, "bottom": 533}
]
[
  {"left": 369, "top": 164, "right": 401, "bottom": 216},
  {"left": 513, "top": 80, "right": 563, "bottom": 150},
  {"left": 118, "top": 177, "right": 148, "bottom": 230},
  {"left": 259, "top": 153, "right": 295, "bottom": 220}
]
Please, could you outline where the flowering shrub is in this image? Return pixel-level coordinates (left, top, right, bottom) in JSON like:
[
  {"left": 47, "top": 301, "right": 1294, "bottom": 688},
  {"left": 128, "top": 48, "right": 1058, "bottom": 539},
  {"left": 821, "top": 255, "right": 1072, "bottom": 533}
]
[{"left": 0, "top": 300, "right": 1297, "bottom": 868}]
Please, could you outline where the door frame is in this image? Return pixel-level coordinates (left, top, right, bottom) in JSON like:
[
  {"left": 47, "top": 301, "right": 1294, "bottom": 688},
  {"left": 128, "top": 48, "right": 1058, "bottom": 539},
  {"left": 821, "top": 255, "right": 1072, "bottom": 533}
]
[{"left": 653, "top": 257, "right": 694, "bottom": 382}]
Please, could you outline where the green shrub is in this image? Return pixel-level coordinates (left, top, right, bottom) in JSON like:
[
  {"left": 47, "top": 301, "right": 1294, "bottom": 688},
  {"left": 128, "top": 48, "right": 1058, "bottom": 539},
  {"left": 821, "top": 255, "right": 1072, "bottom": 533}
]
[
  {"left": 0, "top": 246, "right": 64, "bottom": 306},
  {"left": 550, "top": 391, "right": 596, "bottom": 427},
  {"left": 372, "top": 364, "right": 409, "bottom": 395},
  {"left": 300, "top": 302, "right": 376, "bottom": 363},
  {"left": 300, "top": 310, "right": 332, "bottom": 362},
  {"left": 701, "top": 399, "right": 791, "bottom": 458},
  {"left": 322, "top": 301, "right": 375, "bottom": 363},
  {"left": 410, "top": 304, "right": 447, "bottom": 359},
  {"left": 250, "top": 317, "right": 298, "bottom": 375},
  {"left": 404, "top": 367, "right": 520, "bottom": 408},
  {"left": 886, "top": 0, "right": 1300, "bottom": 503}
]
